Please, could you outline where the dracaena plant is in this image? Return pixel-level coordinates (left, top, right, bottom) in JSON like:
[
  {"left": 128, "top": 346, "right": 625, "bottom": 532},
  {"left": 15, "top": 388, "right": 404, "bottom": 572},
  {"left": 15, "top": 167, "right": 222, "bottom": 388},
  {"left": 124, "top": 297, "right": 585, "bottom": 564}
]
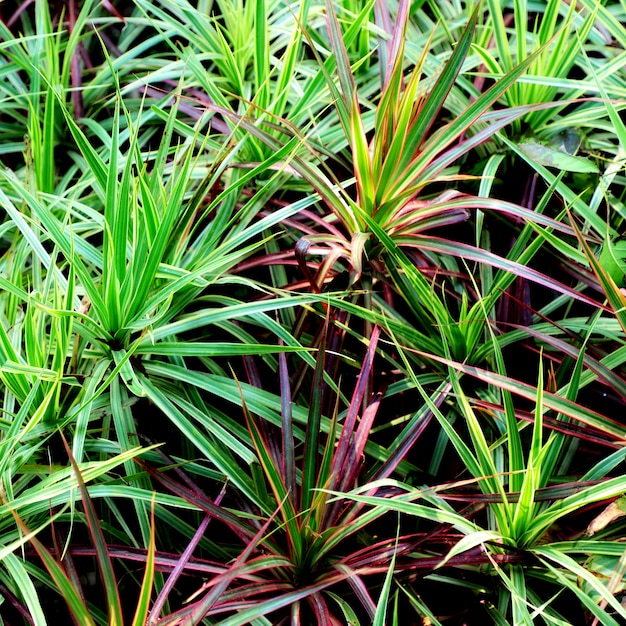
[
  {"left": 476, "top": 0, "right": 603, "bottom": 133},
  {"left": 114, "top": 322, "right": 449, "bottom": 625},
  {"left": 470, "top": 0, "right": 624, "bottom": 226},
  {"left": 337, "top": 331, "right": 626, "bottom": 625},
  {"left": 213, "top": 2, "right": 604, "bottom": 366},
  {"left": 0, "top": 431, "right": 149, "bottom": 624},
  {"left": 133, "top": 0, "right": 349, "bottom": 179},
  {"left": 4, "top": 437, "right": 162, "bottom": 626},
  {"left": 289, "top": 1, "right": 540, "bottom": 283},
  {"left": 0, "top": 37, "right": 319, "bottom": 434}
]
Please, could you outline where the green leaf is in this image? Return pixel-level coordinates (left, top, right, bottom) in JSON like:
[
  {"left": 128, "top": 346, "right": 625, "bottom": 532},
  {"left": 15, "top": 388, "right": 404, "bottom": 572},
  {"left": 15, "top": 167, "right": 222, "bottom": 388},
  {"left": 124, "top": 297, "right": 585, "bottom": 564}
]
[
  {"left": 373, "top": 522, "right": 400, "bottom": 626},
  {"left": 517, "top": 140, "right": 599, "bottom": 173},
  {"left": 571, "top": 216, "right": 626, "bottom": 336},
  {"left": 598, "top": 237, "right": 626, "bottom": 287},
  {"left": 437, "top": 530, "right": 502, "bottom": 569}
]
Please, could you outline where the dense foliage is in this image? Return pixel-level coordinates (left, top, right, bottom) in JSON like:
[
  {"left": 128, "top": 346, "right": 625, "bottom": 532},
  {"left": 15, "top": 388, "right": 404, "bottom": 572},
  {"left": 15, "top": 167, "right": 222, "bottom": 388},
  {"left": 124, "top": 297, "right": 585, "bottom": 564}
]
[{"left": 0, "top": 0, "right": 625, "bottom": 624}]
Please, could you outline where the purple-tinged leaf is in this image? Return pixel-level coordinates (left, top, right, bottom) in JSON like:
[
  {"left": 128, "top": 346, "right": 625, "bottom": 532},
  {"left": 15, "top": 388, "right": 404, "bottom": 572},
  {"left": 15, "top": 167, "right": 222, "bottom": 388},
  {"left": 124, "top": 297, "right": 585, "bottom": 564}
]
[
  {"left": 383, "top": 0, "right": 410, "bottom": 87},
  {"left": 301, "top": 318, "right": 328, "bottom": 514},
  {"left": 511, "top": 324, "right": 626, "bottom": 401},
  {"left": 65, "top": 544, "right": 233, "bottom": 576},
  {"left": 279, "top": 350, "right": 296, "bottom": 499},
  {"left": 148, "top": 485, "right": 226, "bottom": 624},
  {"left": 191, "top": 571, "right": 357, "bottom": 625},
  {"left": 408, "top": 235, "right": 607, "bottom": 312},
  {"left": 61, "top": 435, "right": 123, "bottom": 626},
  {"left": 335, "top": 565, "right": 376, "bottom": 619},
  {"left": 339, "top": 391, "right": 383, "bottom": 495},
  {"left": 184, "top": 509, "right": 282, "bottom": 622},
  {"left": 471, "top": 397, "right": 621, "bottom": 449},
  {"left": 373, "top": 382, "right": 451, "bottom": 481},
  {"left": 331, "top": 326, "right": 381, "bottom": 489},
  {"left": 323, "top": 0, "right": 356, "bottom": 107},
  {"left": 307, "top": 591, "right": 334, "bottom": 625},
  {"left": 0, "top": 580, "right": 36, "bottom": 625},
  {"left": 137, "top": 458, "right": 258, "bottom": 543},
  {"left": 411, "top": 351, "right": 626, "bottom": 442},
  {"left": 373, "top": 0, "right": 393, "bottom": 86},
  {"left": 242, "top": 388, "right": 303, "bottom": 561}
]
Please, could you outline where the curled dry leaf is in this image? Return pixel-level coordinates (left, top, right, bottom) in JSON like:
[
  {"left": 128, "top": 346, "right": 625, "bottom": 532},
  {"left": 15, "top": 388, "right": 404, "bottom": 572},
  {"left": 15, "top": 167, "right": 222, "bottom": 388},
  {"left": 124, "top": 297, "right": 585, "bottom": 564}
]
[{"left": 586, "top": 496, "right": 626, "bottom": 536}]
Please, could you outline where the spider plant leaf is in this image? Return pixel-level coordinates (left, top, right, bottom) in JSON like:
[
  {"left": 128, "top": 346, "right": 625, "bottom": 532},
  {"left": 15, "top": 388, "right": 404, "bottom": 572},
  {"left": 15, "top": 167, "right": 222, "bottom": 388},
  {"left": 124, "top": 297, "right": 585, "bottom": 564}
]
[
  {"left": 2, "top": 553, "right": 47, "bottom": 625},
  {"left": 112, "top": 347, "right": 146, "bottom": 397},
  {"left": 335, "top": 486, "right": 479, "bottom": 535},
  {"left": 486, "top": 0, "right": 514, "bottom": 85},
  {"left": 136, "top": 342, "right": 309, "bottom": 357},
  {"left": 0, "top": 177, "right": 109, "bottom": 329},
  {"left": 511, "top": 361, "right": 550, "bottom": 539},
  {"left": 355, "top": 208, "right": 457, "bottom": 351},
  {"left": 137, "top": 373, "right": 261, "bottom": 505},
  {"left": 271, "top": 0, "right": 311, "bottom": 120},
  {"left": 442, "top": 356, "right": 511, "bottom": 532},
  {"left": 517, "top": 139, "right": 599, "bottom": 173},
  {"left": 532, "top": 547, "right": 626, "bottom": 624},
  {"left": 253, "top": 0, "right": 270, "bottom": 111},
  {"left": 372, "top": 382, "right": 450, "bottom": 482}
]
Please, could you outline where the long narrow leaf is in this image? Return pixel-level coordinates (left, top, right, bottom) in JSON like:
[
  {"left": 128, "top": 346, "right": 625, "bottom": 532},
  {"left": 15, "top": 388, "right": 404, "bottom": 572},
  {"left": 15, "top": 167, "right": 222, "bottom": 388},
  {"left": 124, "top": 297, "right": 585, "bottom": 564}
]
[{"left": 61, "top": 435, "right": 123, "bottom": 626}]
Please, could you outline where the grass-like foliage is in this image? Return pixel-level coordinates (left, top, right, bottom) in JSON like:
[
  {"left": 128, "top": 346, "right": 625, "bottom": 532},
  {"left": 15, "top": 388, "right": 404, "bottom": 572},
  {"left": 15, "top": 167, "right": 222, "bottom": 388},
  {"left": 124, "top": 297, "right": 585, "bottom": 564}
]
[{"left": 0, "top": 0, "right": 625, "bottom": 624}]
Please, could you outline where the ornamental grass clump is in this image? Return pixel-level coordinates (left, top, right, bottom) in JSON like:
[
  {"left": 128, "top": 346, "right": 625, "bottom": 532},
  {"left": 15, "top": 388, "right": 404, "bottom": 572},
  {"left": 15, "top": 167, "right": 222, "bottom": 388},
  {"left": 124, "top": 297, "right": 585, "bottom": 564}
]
[{"left": 0, "top": 0, "right": 625, "bottom": 624}]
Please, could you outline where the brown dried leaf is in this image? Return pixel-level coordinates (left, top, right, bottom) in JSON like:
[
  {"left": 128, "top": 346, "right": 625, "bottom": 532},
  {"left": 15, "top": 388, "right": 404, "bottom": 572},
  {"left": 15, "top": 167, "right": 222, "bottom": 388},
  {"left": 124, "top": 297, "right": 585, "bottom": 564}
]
[{"left": 586, "top": 497, "right": 626, "bottom": 536}]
